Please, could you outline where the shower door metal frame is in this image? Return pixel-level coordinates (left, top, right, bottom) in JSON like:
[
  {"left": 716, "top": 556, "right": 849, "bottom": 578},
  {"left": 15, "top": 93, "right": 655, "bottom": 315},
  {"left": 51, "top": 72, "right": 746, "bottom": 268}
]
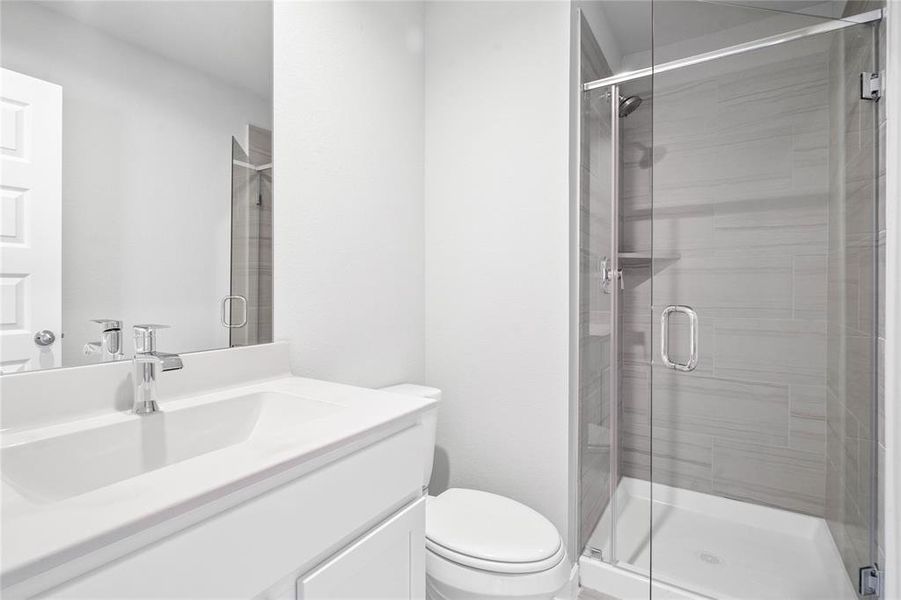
[
  {"left": 607, "top": 82, "right": 622, "bottom": 564},
  {"left": 583, "top": 8, "right": 884, "bottom": 91}
]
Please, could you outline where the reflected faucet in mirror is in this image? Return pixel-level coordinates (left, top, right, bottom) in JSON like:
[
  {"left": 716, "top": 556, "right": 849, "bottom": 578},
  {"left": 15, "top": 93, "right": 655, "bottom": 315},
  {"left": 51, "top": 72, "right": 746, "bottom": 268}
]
[
  {"left": 133, "top": 324, "right": 183, "bottom": 415},
  {"left": 83, "top": 319, "right": 124, "bottom": 362}
]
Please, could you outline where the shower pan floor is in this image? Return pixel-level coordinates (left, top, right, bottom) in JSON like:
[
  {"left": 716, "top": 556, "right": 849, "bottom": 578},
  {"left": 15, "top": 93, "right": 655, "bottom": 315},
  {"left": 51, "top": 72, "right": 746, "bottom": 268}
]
[{"left": 582, "top": 478, "right": 856, "bottom": 600}]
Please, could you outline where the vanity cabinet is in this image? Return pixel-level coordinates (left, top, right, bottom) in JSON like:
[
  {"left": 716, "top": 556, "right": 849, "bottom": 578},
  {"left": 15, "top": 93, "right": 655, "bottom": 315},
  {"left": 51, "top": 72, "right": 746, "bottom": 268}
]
[
  {"left": 297, "top": 497, "right": 425, "bottom": 599},
  {"left": 37, "top": 426, "right": 427, "bottom": 599}
]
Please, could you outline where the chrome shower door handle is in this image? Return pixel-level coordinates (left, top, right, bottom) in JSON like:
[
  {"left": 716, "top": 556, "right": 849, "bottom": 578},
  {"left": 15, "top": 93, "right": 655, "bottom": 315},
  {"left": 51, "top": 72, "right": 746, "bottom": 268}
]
[
  {"left": 221, "top": 295, "right": 248, "bottom": 328},
  {"left": 661, "top": 305, "right": 699, "bottom": 372}
]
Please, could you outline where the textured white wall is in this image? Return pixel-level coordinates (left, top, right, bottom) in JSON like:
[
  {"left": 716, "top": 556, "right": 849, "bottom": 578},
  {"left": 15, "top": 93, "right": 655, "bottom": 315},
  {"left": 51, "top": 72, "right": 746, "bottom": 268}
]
[
  {"left": 272, "top": 1, "right": 573, "bottom": 543},
  {"left": 1, "top": 2, "right": 271, "bottom": 364},
  {"left": 273, "top": 1, "right": 426, "bottom": 388},
  {"left": 423, "top": 1, "right": 573, "bottom": 543}
]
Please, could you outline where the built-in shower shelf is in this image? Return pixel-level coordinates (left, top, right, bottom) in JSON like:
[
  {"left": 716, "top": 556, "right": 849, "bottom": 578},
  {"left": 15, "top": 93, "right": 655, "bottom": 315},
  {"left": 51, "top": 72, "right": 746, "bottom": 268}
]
[
  {"left": 588, "top": 323, "right": 610, "bottom": 338},
  {"left": 618, "top": 252, "right": 680, "bottom": 287},
  {"left": 619, "top": 251, "right": 680, "bottom": 267}
]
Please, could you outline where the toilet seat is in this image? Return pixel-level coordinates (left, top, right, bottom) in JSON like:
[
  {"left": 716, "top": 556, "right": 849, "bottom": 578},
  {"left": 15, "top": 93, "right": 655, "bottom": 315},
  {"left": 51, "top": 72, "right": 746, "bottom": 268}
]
[
  {"left": 425, "top": 548, "right": 571, "bottom": 600},
  {"left": 425, "top": 489, "right": 566, "bottom": 575},
  {"left": 426, "top": 538, "right": 566, "bottom": 574}
]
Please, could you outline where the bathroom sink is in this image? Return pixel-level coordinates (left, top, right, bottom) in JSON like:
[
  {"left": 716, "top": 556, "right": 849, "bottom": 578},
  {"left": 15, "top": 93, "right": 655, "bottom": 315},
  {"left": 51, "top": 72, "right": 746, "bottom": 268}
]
[
  {"left": 1, "top": 361, "right": 437, "bottom": 595},
  {"left": 1, "top": 391, "right": 342, "bottom": 503}
]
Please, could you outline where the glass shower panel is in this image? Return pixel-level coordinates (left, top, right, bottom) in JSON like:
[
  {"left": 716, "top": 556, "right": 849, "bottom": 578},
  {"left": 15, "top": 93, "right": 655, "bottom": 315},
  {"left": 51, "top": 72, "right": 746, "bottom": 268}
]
[
  {"left": 579, "top": 70, "right": 615, "bottom": 560},
  {"left": 230, "top": 137, "right": 257, "bottom": 347},
  {"left": 230, "top": 131, "right": 273, "bottom": 347},
  {"left": 823, "top": 21, "right": 883, "bottom": 593},
  {"left": 649, "top": 8, "right": 881, "bottom": 599},
  {"left": 649, "top": 0, "right": 835, "bottom": 64},
  {"left": 579, "top": 75, "right": 655, "bottom": 581}
]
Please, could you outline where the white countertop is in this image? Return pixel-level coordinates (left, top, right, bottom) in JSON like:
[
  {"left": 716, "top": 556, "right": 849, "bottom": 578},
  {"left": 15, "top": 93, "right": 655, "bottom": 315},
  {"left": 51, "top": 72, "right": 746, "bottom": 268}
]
[{"left": 1, "top": 374, "right": 436, "bottom": 589}]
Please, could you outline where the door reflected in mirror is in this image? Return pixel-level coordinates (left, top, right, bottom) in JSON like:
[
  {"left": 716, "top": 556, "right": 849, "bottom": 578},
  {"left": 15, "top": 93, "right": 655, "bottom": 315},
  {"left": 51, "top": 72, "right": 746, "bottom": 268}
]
[{"left": 0, "top": 0, "right": 274, "bottom": 373}]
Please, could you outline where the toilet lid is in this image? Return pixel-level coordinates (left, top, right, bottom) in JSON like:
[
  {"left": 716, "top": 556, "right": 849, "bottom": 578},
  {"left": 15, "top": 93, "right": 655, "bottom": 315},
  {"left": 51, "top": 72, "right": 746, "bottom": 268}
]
[{"left": 426, "top": 489, "right": 563, "bottom": 573}]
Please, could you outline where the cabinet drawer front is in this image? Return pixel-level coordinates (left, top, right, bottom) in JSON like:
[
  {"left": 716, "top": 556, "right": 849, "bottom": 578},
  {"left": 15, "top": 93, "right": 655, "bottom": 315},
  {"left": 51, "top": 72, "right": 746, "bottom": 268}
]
[
  {"left": 43, "top": 426, "right": 424, "bottom": 599},
  {"left": 298, "top": 497, "right": 425, "bottom": 599}
]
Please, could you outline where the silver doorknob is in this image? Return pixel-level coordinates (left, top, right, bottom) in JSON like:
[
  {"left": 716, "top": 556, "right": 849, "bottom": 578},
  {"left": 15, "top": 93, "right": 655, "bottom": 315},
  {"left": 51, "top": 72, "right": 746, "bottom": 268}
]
[{"left": 34, "top": 329, "right": 56, "bottom": 347}]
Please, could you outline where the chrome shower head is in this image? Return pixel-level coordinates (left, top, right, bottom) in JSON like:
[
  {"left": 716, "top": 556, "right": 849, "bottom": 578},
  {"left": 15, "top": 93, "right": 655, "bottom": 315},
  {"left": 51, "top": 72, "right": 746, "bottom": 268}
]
[{"left": 619, "top": 95, "right": 643, "bottom": 118}]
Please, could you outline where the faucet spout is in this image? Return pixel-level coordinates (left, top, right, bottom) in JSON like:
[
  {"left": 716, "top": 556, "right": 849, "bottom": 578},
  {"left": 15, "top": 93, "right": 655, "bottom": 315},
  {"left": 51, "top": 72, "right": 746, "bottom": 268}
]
[
  {"left": 84, "top": 319, "right": 124, "bottom": 362},
  {"left": 131, "top": 325, "right": 182, "bottom": 415},
  {"left": 155, "top": 352, "right": 184, "bottom": 372}
]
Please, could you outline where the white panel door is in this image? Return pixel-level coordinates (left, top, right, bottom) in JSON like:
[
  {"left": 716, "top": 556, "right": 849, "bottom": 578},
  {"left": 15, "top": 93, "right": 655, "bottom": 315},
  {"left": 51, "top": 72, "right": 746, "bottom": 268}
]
[{"left": 0, "top": 69, "right": 62, "bottom": 373}]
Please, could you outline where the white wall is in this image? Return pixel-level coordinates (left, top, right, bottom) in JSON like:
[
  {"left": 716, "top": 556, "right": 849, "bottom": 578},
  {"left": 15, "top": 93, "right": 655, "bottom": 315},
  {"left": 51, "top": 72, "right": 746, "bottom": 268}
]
[
  {"left": 1, "top": 2, "right": 271, "bottom": 364},
  {"left": 273, "top": 1, "right": 426, "bottom": 388},
  {"left": 423, "top": 2, "right": 573, "bottom": 542},
  {"left": 272, "top": 0, "right": 573, "bottom": 542}
]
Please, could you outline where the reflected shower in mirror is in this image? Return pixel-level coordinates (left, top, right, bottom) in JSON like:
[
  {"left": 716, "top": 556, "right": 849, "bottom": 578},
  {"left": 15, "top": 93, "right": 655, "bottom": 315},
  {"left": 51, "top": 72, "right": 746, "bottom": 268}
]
[{"left": 0, "top": 0, "right": 273, "bottom": 373}]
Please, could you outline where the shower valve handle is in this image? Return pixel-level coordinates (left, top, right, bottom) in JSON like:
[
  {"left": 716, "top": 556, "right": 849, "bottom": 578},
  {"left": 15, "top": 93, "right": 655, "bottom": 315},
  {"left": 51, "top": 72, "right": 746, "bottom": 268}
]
[{"left": 600, "top": 257, "right": 624, "bottom": 294}]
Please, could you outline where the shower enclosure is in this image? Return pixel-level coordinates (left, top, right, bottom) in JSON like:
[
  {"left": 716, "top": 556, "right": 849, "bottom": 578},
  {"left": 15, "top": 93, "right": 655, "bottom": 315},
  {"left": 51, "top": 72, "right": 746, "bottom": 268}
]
[
  {"left": 229, "top": 125, "right": 274, "bottom": 346},
  {"left": 577, "top": 3, "right": 885, "bottom": 599}
]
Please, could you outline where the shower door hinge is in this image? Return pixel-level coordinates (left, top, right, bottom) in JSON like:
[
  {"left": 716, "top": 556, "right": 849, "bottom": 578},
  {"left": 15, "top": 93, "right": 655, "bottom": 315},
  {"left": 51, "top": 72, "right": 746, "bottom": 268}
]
[
  {"left": 586, "top": 546, "right": 605, "bottom": 561},
  {"left": 859, "top": 564, "right": 882, "bottom": 597},
  {"left": 861, "top": 72, "right": 882, "bottom": 101}
]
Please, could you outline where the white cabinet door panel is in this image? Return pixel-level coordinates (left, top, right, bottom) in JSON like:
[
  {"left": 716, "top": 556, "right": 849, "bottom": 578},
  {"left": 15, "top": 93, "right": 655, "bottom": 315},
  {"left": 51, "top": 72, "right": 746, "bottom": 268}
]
[{"left": 298, "top": 497, "right": 425, "bottom": 600}]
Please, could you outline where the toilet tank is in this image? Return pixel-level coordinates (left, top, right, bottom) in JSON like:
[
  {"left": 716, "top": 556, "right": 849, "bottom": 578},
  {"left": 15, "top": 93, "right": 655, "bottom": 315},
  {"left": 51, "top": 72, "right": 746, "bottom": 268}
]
[{"left": 379, "top": 384, "right": 440, "bottom": 490}]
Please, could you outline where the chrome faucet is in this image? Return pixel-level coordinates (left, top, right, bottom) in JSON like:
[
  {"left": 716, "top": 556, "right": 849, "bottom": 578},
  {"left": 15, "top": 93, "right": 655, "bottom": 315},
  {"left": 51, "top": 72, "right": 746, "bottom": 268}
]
[
  {"left": 132, "top": 324, "right": 183, "bottom": 415},
  {"left": 83, "top": 319, "right": 124, "bottom": 362}
]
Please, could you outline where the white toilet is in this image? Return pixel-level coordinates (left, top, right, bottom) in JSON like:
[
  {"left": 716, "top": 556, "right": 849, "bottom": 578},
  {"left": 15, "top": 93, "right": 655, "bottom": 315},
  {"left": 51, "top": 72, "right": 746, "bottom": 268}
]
[{"left": 380, "top": 384, "right": 570, "bottom": 600}]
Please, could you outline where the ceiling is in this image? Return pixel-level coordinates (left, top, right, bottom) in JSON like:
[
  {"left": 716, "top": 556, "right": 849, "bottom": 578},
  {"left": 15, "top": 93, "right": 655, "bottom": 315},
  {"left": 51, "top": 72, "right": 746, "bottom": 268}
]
[
  {"left": 38, "top": 1, "right": 272, "bottom": 99},
  {"left": 598, "top": 0, "right": 847, "bottom": 58}
]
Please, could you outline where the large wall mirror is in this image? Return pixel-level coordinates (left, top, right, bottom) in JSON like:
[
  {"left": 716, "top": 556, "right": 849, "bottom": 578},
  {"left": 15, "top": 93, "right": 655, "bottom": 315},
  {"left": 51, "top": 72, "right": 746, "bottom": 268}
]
[{"left": 0, "top": 1, "right": 274, "bottom": 373}]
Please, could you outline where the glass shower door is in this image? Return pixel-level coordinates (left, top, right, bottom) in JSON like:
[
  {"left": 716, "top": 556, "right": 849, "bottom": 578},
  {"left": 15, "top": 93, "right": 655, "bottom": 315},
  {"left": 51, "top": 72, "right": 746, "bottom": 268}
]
[{"left": 648, "top": 10, "right": 882, "bottom": 600}]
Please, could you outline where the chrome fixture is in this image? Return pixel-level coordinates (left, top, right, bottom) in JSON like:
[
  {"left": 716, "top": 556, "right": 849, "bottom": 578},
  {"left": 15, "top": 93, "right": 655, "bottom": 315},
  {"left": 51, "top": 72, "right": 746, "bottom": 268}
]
[
  {"left": 83, "top": 319, "right": 124, "bottom": 362},
  {"left": 132, "top": 324, "right": 183, "bottom": 415},
  {"left": 599, "top": 257, "right": 623, "bottom": 294},
  {"left": 33, "top": 329, "right": 56, "bottom": 347},
  {"left": 220, "top": 295, "right": 248, "bottom": 328},
  {"left": 860, "top": 72, "right": 882, "bottom": 101},
  {"left": 618, "top": 95, "right": 643, "bottom": 118},
  {"left": 859, "top": 564, "right": 882, "bottom": 596},
  {"left": 660, "top": 305, "right": 699, "bottom": 372}
]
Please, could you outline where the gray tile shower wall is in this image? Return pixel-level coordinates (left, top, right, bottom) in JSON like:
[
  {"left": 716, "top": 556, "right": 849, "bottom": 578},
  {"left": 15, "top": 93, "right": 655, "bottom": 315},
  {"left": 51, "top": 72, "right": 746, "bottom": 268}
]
[{"left": 620, "top": 39, "right": 836, "bottom": 517}]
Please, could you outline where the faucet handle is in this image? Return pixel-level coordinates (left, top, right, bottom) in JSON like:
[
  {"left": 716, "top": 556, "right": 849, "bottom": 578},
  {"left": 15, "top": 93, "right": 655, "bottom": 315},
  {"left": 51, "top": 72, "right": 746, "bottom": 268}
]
[
  {"left": 133, "top": 324, "right": 169, "bottom": 331},
  {"left": 133, "top": 324, "right": 169, "bottom": 353},
  {"left": 91, "top": 318, "right": 122, "bottom": 331}
]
